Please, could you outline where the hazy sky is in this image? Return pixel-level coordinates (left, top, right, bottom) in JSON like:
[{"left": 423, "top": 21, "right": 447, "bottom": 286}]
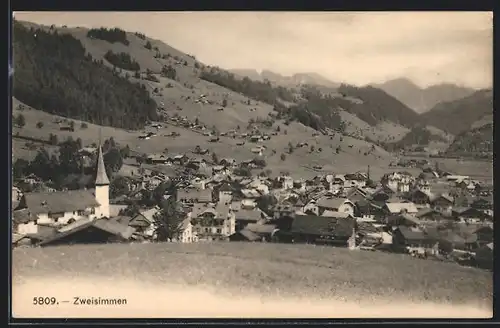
[{"left": 14, "top": 11, "right": 493, "bottom": 89}]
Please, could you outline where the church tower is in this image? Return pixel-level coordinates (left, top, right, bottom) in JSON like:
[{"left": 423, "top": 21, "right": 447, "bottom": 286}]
[{"left": 95, "top": 144, "right": 110, "bottom": 218}]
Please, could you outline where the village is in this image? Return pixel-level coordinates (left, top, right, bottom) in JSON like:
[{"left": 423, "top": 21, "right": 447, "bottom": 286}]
[{"left": 11, "top": 127, "right": 494, "bottom": 272}]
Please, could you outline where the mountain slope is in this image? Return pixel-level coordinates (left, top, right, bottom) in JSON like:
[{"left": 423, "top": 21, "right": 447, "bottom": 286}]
[
  {"left": 373, "top": 78, "right": 476, "bottom": 113},
  {"left": 230, "top": 69, "right": 341, "bottom": 89},
  {"left": 12, "top": 20, "right": 397, "bottom": 179},
  {"left": 446, "top": 123, "right": 493, "bottom": 156},
  {"left": 419, "top": 89, "right": 493, "bottom": 136}
]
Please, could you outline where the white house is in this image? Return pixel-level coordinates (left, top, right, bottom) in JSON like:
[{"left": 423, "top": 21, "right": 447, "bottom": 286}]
[
  {"left": 13, "top": 145, "right": 110, "bottom": 235},
  {"left": 316, "top": 197, "right": 356, "bottom": 217}
]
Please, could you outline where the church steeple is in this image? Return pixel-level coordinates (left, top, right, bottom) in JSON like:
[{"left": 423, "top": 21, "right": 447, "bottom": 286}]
[{"left": 95, "top": 143, "right": 110, "bottom": 186}]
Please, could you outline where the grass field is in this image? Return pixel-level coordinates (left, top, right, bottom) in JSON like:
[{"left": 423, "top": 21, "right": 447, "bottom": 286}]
[{"left": 13, "top": 243, "right": 492, "bottom": 311}]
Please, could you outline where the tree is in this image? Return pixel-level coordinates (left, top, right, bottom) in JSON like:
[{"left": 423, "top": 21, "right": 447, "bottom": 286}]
[
  {"left": 48, "top": 133, "right": 58, "bottom": 145},
  {"left": 36, "top": 121, "right": 44, "bottom": 129},
  {"left": 153, "top": 203, "right": 186, "bottom": 242},
  {"left": 256, "top": 195, "right": 277, "bottom": 216},
  {"left": 287, "top": 142, "right": 294, "bottom": 154},
  {"left": 280, "top": 154, "right": 286, "bottom": 161},
  {"left": 15, "top": 114, "right": 25, "bottom": 128},
  {"left": 212, "top": 152, "right": 219, "bottom": 164},
  {"left": 13, "top": 158, "right": 30, "bottom": 179},
  {"left": 120, "top": 145, "right": 130, "bottom": 158},
  {"left": 195, "top": 145, "right": 201, "bottom": 154},
  {"left": 222, "top": 99, "right": 228, "bottom": 107},
  {"left": 69, "top": 121, "right": 75, "bottom": 131},
  {"left": 103, "top": 147, "right": 123, "bottom": 175},
  {"left": 145, "top": 41, "right": 152, "bottom": 50},
  {"left": 80, "top": 122, "right": 88, "bottom": 129},
  {"left": 76, "top": 137, "right": 83, "bottom": 149},
  {"left": 310, "top": 145, "right": 315, "bottom": 153},
  {"left": 110, "top": 176, "right": 130, "bottom": 198}
]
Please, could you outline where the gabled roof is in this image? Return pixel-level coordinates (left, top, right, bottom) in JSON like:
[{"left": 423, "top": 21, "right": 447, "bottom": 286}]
[
  {"left": 290, "top": 214, "right": 355, "bottom": 237},
  {"left": 316, "top": 197, "right": 352, "bottom": 210},
  {"left": 415, "top": 207, "right": 440, "bottom": 218},
  {"left": 235, "top": 209, "right": 263, "bottom": 222},
  {"left": 21, "top": 190, "right": 101, "bottom": 215},
  {"left": 384, "top": 202, "right": 418, "bottom": 214},
  {"left": 321, "top": 210, "right": 352, "bottom": 218},
  {"left": 245, "top": 223, "right": 277, "bottom": 235}
]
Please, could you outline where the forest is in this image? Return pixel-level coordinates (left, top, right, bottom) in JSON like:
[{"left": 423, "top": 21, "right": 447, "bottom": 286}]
[{"left": 12, "top": 21, "right": 157, "bottom": 130}]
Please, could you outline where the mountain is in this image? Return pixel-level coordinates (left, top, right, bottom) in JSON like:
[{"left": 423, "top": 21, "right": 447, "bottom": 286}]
[
  {"left": 230, "top": 69, "right": 341, "bottom": 89},
  {"left": 419, "top": 89, "right": 493, "bottom": 136},
  {"left": 12, "top": 20, "right": 399, "bottom": 179},
  {"left": 373, "top": 78, "right": 476, "bottom": 113}
]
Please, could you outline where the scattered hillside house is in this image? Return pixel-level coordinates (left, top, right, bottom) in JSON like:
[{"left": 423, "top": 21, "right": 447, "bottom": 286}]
[
  {"left": 250, "top": 135, "right": 262, "bottom": 143},
  {"left": 392, "top": 226, "right": 437, "bottom": 254},
  {"left": 279, "top": 175, "right": 294, "bottom": 190},
  {"left": 446, "top": 175, "right": 470, "bottom": 183},
  {"left": 316, "top": 197, "right": 355, "bottom": 217},
  {"left": 276, "top": 214, "right": 356, "bottom": 248},
  {"left": 430, "top": 194, "right": 454, "bottom": 213},
  {"left": 146, "top": 153, "right": 168, "bottom": 164},
  {"left": 189, "top": 203, "right": 236, "bottom": 241},
  {"left": 38, "top": 217, "right": 135, "bottom": 247},
  {"left": 14, "top": 147, "right": 110, "bottom": 234}
]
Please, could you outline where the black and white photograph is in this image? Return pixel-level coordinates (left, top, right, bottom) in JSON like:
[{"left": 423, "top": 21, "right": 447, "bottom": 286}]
[{"left": 11, "top": 11, "right": 493, "bottom": 319}]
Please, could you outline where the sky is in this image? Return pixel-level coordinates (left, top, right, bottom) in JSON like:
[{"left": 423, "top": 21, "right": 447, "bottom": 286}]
[{"left": 14, "top": 11, "right": 493, "bottom": 89}]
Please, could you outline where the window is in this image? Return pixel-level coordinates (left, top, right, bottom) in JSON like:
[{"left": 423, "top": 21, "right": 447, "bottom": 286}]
[
  {"left": 216, "top": 228, "right": 221, "bottom": 234},
  {"left": 77, "top": 210, "right": 85, "bottom": 216},
  {"left": 90, "top": 208, "right": 96, "bottom": 215},
  {"left": 205, "top": 228, "right": 209, "bottom": 233}
]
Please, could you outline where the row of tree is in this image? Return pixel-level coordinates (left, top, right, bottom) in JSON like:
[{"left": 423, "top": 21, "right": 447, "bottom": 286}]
[
  {"left": 87, "top": 27, "right": 130, "bottom": 45},
  {"left": 104, "top": 50, "right": 141, "bottom": 71}
]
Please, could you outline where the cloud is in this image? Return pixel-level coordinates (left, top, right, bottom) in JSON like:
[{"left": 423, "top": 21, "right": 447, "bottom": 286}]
[{"left": 14, "top": 11, "right": 492, "bottom": 88}]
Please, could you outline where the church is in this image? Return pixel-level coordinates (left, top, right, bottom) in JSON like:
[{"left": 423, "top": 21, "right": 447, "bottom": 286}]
[{"left": 13, "top": 144, "right": 111, "bottom": 235}]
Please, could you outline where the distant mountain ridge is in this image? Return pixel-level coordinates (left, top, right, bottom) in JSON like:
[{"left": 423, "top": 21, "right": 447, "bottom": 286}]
[
  {"left": 372, "top": 78, "right": 477, "bottom": 113},
  {"left": 230, "top": 69, "right": 341, "bottom": 88}
]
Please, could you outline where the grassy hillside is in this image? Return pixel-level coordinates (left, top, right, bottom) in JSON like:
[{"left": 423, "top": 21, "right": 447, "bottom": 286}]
[
  {"left": 13, "top": 20, "right": 402, "bottom": 179},
  {"left": 420, "top": 89, "right": 493, "bottom": 136},
  {"left": 13, "top": 243, "right": 493, "bottom": 309},
  {"left": 12, "top": 21, "right": 157, "bottom": 130},
  {"left": 446, "top": 123, "right": 493, "bottom": 155}
]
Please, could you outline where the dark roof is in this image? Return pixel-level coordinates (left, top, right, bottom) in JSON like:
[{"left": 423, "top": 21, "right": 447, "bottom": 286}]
[
  {"left": 234, "top": 209, "right": 263, "bottom": 222},
  {"left": 39, "top": 218, "right": 134, "bottom": 246},
  {"left": 290, "top": 214, "right": 355, "bottom": 237},
  {"left": 415, "top": 208, "right": 440, "bottom": 218},
  {"left": 236, "top": 229, "right": 261, "bottom": 241},
  {"left": 316, "top": 197, "right": 351, "bottom": 210},
  {"left": 177, "top": 188, "right": 213, "bottom": 203},
  {"left": 396, "top": 226, "right": 435, "bottom": 243},
  {"left": 21, "top": 190, "right": 101, "bottom": 215},
  {"left": 12, "top": 209, "right": 39, "bottom": 224}
]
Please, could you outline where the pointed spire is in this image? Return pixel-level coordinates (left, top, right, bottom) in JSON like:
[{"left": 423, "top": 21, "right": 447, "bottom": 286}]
[{"left": 95, "top": 143, "right": 110, "bottom": 186}]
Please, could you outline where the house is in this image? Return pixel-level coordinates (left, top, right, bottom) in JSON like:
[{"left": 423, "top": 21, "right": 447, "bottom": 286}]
[
  {"left": 176, "top": 218, "right": 197, "bottom": 243},
  {"left": 383, "top": 202, "right": 419, "bottom": 217},
  {"left": 343, "top": 173, "right": 367, "bottom": 188},
  {"left": 471, "top": 196, "right": 493, "bottom": 211},
  {"left": 228, "top": 229, "right": 261, "bottom": 242},
  {"left": 276, "top": 214, "right": 356, "bottom": 248},
  {"left": 392, "top": 226, "right": 437, "bottom": 253},
  {"left": 387, "top": 213, "right": 421, "bottom": 228},
  {"left": 345, "top": 187, "right": 368, "bottom": 203},
  {"left": 316, "top": 197, "right": 355, "bottom": 216},
  {"left": 38, "top": 217, "right": 135, "bottom": 247},
  {"left": 229, "top": 223, "right": 277, "bottom": 242},
  {"left": 217, "top": 183, "right": 233, "bottom": 204},
  {"left": 408, "top": 189, "right": 433, "bottom": 206},
  {"left": 190, "top": 203, "right": 236, "bottom": 241},
  {"left": 280, "top": 175, "right": 294, "bottom": 190},
  {"left": 415, "top": 208, "right": 445, "bottom": 224},
  {"left": 446, "top": 175, "right": 470, "bottom": 183},
  {"left": 177, "top": 188, "right": 213, "bottom": 205},
  {"left": 354, "top": 199, "right": 385, "bottom": 222},
  {"left": 234, "top": 208, "right": 267, "bottom": 231},
  {"left": 146, "top": 153, "right": 168, "bottom": 164},
  {"left": 129, "top": 207, "right": 160, "bottom": 238},
  {"left": 451, "top": 207, "right": 492, "bottom": 224},
  {"left": 430, "top": 194, "right": 454, "bottom": 213}
]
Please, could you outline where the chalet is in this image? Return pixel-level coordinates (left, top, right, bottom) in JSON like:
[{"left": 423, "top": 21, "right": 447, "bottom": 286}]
[
  {"left": 234, "top": 208, "right": 267, "bottom": 231},
  {"left": 316, "top": 197, "right": 355, "bottom": 216},
  {"left": 382, "top": 202, "right": 418, "bottom": 217},
  {"left": 129, "top": 207, "right": 160, "bottom": 238},
  {"left": 169, "top": 154, "right": 189, "bottom": 166},
  {"left": 387, "top": 213, "right": 420, "bottom": 228},
  {"left": 408, "top": 189, "right": 433, "bottom": 206},
  {"left": 272, "top": 204, "right": 296, "bottom": 219},
  {"left": 451, "top": 207, "right": 492, "bottom": 223},
  {"left": 415, "top": 208, "right": 445, "bottom": 224},
  {"left": 38, "top": 217, "right": 135, "bottom": 247},
  {"left": 430, "top": 194, "right": 454, "bottom": 212},
  {"left": 446, "top": 175, "right": 470, "bottom": 183},
  {"left": 354, "top": 199, "right": 385, "bottom": 222},
  {"left": 392, "top": 226, "right": 437, "bottom": 253},
  {"left": 343, "top": 173, "right": 367, "bottom": 188},
  {"left": 146, "top": 154, "right": 168, "bottom": 165},
  {"left": 276, "top": 214, "right": 356, "bottom": 248},
  {"left": 177, "top": 188, "right": 213, "bottom": 205},
  {"left": 209, "top": 136, "right": 220, "bottom": 143},
  {"left": 345, "top": 187, "right": 368, "bottom": 203},
  {"left": 229, "top": 223, "right": 277, "bottom": 242},
  {"left": 176, "top": 218, "right": 197, "bottom": 243},
  {"left": 250, "top": 135, "right": 262, "bottom": 143},
  {"left": 190, "top": 203, "right": 236, "bottom": 241},
  {"left": 368, "top": 186, "right": 394, "bottom": 203}
]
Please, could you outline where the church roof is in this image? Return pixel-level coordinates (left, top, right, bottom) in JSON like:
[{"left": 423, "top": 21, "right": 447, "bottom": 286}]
[
  {"left": 95, "top": 145, "right": 110, "bottom": 185},
  {"left": 21, "top": 189, "right": 100, "bottom": 215}
]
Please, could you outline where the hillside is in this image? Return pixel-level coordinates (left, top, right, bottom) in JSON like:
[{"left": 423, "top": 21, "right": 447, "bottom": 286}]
[
  {"left": 230, "top": 69, "right": 341, "bottom": 89},
  {"left": 373, "top": 78, "right": 476, "bottom": 114},
  {"left": 12, "top": 20, "right": 399, "bottom": 179},
  {"left": 420, "top": 89, "right": 493, "bottom": 136},
  {"left": 12, "top": 21, "right": 157, "bottom": 130},
  {"left": 446, "top": 123, "right": 493, "bottom": 156}
]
